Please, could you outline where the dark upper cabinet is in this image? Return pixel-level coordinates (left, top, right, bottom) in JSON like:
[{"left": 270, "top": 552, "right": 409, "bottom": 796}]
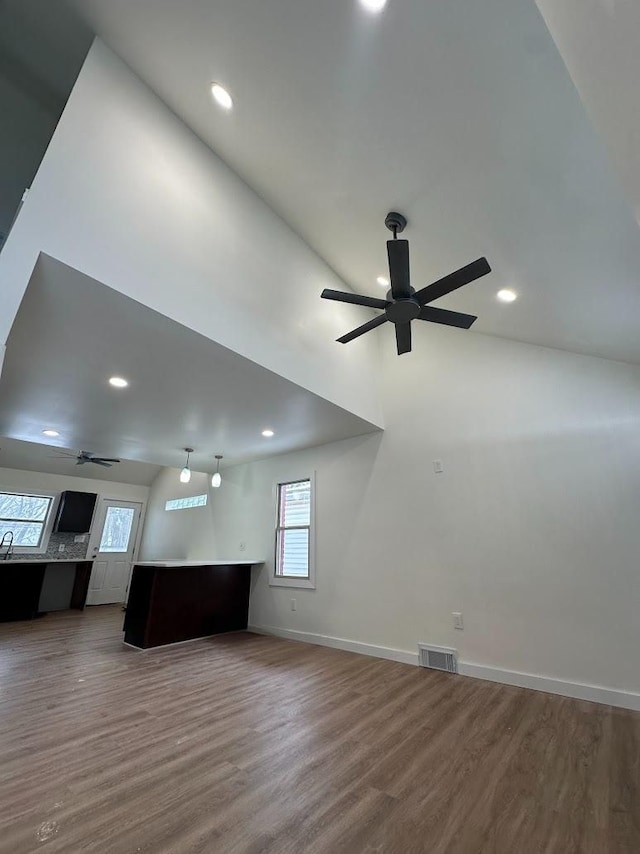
[{"left": 53, "top": 491, "right": 98, "bottom": 533}]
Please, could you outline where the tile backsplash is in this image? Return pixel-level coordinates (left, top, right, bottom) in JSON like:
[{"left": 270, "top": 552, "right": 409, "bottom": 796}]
[{"left": 14, "top": 531, "right": 89, "bottom": 562}]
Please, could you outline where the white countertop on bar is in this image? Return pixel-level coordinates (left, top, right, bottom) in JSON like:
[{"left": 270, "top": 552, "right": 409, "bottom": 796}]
[{"left": 133, "top": 560, "right": 264, "bottom": 567}]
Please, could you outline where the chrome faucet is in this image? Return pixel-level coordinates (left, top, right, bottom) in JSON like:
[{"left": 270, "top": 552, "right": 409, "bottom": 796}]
[{"left": 0, "top": 531, "right": 14, "bottom": 560}]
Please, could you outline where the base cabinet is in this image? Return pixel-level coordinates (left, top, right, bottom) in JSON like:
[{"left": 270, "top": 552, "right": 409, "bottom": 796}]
[
  {"left": 124, "top": 563, "right": 252, "bottom": 649},
  {"left": 0, "top": 565, "right": 46, "bottom": 621},
  {"left": 0, "top": 561, "right": 93, "bottom": 622}
]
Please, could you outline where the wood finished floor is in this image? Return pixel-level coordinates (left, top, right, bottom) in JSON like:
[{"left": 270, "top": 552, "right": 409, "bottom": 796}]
[{"left": 1, "top": 607, "right": 639, "bottom": 854}]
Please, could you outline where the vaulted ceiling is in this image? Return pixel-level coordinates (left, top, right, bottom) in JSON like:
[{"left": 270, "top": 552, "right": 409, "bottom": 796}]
[
  {"left": 62, "top": 0, "right": 640, "bottom": 365},
  {"left": 0, "top": 255, "right": 377, "bottom": 472},
  {"left": 537, "top": 0, "right": 640, "bottom": 242}
]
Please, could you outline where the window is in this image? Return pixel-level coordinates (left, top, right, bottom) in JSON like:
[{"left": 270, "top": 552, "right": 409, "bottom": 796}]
[
  {"left": 273, "top": 477, "right": 315, "bottom": 588},
  {"left": 0, "top": 492, "right": 53, "bottom": 550},
  {"left": 165, "top": 494, "right": 208, "bottom": 511},
  {"left": 99, "top": 506, "right": 136, "bottom": 553}
]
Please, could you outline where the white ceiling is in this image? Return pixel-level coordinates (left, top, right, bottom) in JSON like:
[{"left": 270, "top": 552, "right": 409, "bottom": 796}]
[
  {"left": 63, "top": 0, "right": 640, "bottom": 365},
  {"left": 0, "top": 436, "right": 161, "bottom": 486},
  {"left": 536, "top": 0, "right": 640, "bottom": 234},
  {"left": 0, "top": 255, "right": 378, "bottom": 472}
]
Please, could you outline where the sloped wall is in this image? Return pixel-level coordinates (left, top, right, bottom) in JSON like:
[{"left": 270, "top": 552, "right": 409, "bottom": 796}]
[
  {"left": 0, "top": 38, "right": 382, "bottom": 427},
  {"left": 210, "top": 326, "right": 640, "bottom": 704}
]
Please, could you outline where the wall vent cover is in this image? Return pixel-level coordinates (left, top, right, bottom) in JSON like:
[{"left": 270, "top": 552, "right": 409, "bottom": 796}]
[{"left": 418, "top": 644, "right": 458, "bottom": 673}]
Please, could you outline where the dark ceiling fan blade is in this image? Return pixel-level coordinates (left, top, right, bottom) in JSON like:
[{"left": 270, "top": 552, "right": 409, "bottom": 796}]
[
  {"left": 387, "top": 240, "right": 411, "bottom": 299},
  {"left": 91, "top": 460, "right": 113, "bottom": 467},
  {"left": 395, "top": 322, "right": 412, "bottom": 355},
  {"left": 417, "top": 305, "right": 477, "bottom": 329},
  {"left": 414, "top": 257, "right": 491, "bottom": 306},
  {"left": 321, "top": 289, "right": 387, "bottom": 310},
  {"left": 337, "top": 314, "right": 387, "bottom": 344},
  {"left": 92, "top": 458, "right": 121, "bottom": 463}
]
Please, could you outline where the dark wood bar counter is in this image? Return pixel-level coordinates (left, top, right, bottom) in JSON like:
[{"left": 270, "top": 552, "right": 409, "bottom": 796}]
[{"left": 123, "top": 560, "right": 263, "bottom": 649}]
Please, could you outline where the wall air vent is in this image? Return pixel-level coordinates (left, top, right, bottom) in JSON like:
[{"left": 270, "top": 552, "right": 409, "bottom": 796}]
[{"left": 418, "top": 644, "right": 458, "bottom": 673}]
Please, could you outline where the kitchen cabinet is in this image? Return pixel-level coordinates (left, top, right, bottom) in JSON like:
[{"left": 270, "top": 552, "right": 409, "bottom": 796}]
[
  {"left": 53, "top": 491, "right": 97, "bottom": 533},
  {"left": 0, "top": 560, "right": 94, "bottom": 622}
]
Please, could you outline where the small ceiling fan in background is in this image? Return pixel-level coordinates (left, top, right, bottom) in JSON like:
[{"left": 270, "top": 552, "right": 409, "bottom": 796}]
[
  {"left": 47, "top": 450, "right": 121, "bottom": 468},
  {"left": 321, "top": 212, "right": 491, "bottom": 355}
]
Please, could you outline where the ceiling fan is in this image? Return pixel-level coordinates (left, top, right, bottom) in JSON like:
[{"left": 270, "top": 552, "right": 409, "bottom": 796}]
[
  {"left": 321, "top": 212, "right": 491, "bottom": 355},
  {"left": 48, "top": 450, "right": 121, "bottom": 468}
]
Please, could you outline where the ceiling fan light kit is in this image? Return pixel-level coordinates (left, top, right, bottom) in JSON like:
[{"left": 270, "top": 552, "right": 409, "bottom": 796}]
[{"left": 321, "top": 213, "right": 491, "bottom": 355}]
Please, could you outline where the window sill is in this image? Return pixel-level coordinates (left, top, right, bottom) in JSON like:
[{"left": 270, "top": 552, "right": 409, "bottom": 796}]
[{"left": 269, "top": 575, "right": 316, "bottom": 590}]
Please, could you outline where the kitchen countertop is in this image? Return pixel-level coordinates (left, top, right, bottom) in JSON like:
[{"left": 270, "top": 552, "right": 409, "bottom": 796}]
[
  {"left": 0, "top": 558, "right": 92, "bottom": 565},
  {"left": 133, "top": 560, "right": 263, "bottom": 568}
]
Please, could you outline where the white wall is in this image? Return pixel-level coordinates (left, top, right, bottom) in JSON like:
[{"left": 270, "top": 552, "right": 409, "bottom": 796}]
[
  {"left": 0, "top": 38, "right": 382, "bottom": 427},
  {"left": 204, "top": 327, "right": 640, "bottom": 703},
  {"left": 0, "top": 466, "right": 149, "bottom": 503},
  {"left": 0, "top": 466, "right": 149, "bottom": 557},
  {"left": 139, "top": 467, "right": 222, "bottom": 561}
]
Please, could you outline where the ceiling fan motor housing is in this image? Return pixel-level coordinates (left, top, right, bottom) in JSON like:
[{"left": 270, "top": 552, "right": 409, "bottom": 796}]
[
  {"left": 384, "top": 211, "right": 407, "bottom": 235},
  {"left": 385, "top": 295, "right": 420, "bottom": 323}
]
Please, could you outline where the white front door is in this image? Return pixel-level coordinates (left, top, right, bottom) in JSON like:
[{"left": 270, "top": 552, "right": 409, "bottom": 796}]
[{"left": 86, "top": 500, "right": 142, "bottom": 605}]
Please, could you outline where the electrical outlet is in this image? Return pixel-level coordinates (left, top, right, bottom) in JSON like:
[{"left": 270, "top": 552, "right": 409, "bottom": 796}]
[
  {"left": 239, "top": 541, "right": 246, "bottom": 552},
  {"left": 452, "top": 611, "right": 464, "bottom": 630},
  {"left": 291, "top": 599, "right": 297, "bottom": 611},
  {"left": 58, "top": 544, "right": 66, "bottom": 553},
  {"left": 433, "top": 459, "right": 443, "bottom": 474}
]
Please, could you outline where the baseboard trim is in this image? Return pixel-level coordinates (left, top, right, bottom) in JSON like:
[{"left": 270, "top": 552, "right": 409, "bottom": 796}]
[
  {"left": 458, "top": 661, "right": 640, "bottom": 712},
  {"left": 247, "top": 624, "right": 419, "bottom": 666},
  {"left": 248, "top": 624, "right": 640, "bottom": 711}
]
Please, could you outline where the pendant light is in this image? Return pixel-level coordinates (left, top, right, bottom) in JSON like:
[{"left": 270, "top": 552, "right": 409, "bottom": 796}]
[
  {"left": 211, "top": 454, "right": 223, "bottom": 488},
  {"left": 180, "top": 447, "right": 193, "bottom": 483}
]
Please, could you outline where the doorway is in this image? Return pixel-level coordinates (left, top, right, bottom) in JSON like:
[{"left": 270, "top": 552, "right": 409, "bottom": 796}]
[{"left": 86, "top": 500, "right": 143, "bottom": 605}]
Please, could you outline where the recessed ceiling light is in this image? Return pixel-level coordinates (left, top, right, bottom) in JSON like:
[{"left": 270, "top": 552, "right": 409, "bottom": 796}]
[
  {"left": 42, "top": 429, "right": 59, "bottom": 437},
  {"left": 377, "top": 276, "right": 389, "bottom": 287},
  {"left": 210, "top": 82, "right": 233, "bottom": 111},
  {"left": 109, "top": 376, "right": 129, "bottom": 388},
  {"left": 359, "top": 0, "right": 387, "bottom": 13},
  {"left": 497, "top": 289, "right": 517, "bottom": 303},
  {"left": 262, "top": 429, "right": 274, "bottom": 438}
]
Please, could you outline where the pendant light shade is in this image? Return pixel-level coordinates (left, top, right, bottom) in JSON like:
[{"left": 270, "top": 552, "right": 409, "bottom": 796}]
[
  {"left": 211, "top": 455, "right": 223, "bottom": 488},
  {"left": 180, "top": 448, "right": 193, "bottom": 483}
]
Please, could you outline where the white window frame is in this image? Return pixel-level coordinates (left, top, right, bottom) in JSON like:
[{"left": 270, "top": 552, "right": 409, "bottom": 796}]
[
  {"left": 270, "top": 472, "right": 316, "bottom": 590},
  {"left": 0, "top": 490, "right": 56, "bottom": 554}
]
